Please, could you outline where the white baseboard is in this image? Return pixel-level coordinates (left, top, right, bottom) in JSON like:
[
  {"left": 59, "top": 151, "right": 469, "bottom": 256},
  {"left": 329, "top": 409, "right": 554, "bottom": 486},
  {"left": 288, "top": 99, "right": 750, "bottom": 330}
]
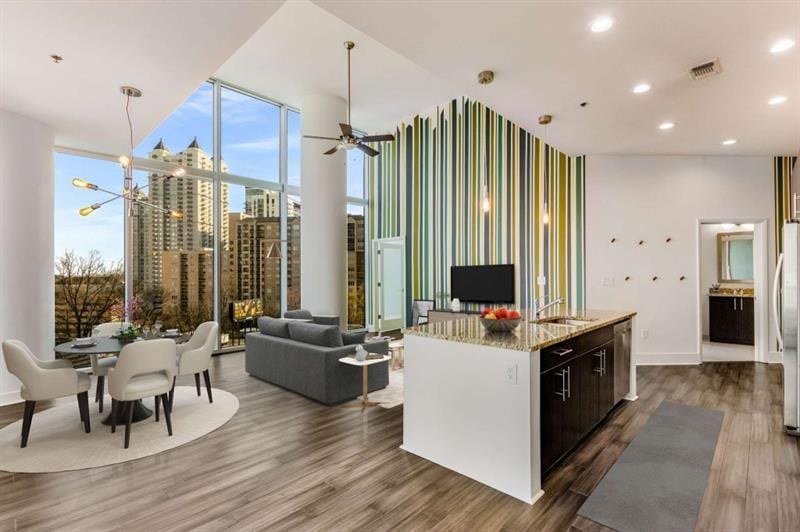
[
  {"left": 0, "top": 389, "right": 21, "bottom": 407},
  {"left": 768, "top": 351, "right": 783, "bottom": 364},
  {"left": 636, "top": 352, "right": 702, "bottom": 366}
]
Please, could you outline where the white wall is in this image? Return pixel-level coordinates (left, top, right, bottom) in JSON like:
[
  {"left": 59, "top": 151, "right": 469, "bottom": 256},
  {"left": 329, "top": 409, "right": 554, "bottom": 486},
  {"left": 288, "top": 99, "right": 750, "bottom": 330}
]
[
  {"left": 586, "top": 155, "right": 775, "bottom": 365},
  {"left": 300, "top": 94, "right": 348, "bottom": 325},
  {"left": 700, "top": 223, "right": 754, "bottom": 337},
  {"left": 0, "top": 110, "right": 55, "bottom": 405}
]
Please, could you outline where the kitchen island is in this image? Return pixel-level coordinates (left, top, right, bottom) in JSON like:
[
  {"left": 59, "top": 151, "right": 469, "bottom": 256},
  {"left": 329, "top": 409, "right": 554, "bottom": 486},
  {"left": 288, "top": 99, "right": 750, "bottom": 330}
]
[{"left": 402, "top": 308, "right": 637, "bottom": 504}]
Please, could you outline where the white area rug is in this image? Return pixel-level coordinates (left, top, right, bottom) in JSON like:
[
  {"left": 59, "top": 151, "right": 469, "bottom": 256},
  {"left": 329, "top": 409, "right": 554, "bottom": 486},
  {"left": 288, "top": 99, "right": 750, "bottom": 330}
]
[
  {"left": 359, "top": 369, "right": 403, "bottom": 409},
  {"left": 0, "top": 386, "right": 238, "bottom": 473}
]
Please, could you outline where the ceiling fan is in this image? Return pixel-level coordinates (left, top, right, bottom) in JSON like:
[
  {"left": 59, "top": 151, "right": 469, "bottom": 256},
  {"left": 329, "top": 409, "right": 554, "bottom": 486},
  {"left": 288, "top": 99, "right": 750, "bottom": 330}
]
[{"left": 303, "top": 41, "right": 394, "bottom": 157}]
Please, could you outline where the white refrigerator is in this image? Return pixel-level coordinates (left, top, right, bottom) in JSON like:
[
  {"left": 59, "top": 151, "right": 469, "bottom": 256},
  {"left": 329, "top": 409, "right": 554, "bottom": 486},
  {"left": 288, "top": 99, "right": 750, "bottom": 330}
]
[{"left": 774, "top": 221, "right": 800, "bottom": 436}]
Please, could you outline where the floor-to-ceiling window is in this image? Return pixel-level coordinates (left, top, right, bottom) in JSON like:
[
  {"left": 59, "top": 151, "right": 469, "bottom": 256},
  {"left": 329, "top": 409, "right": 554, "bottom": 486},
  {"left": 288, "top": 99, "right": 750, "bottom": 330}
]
[
  {"left": 54, "top": 79, "right": 369, "bottom": 354},
  {"left": 346, "top": 149, "right": 366, "bottom": 329},
  {"left": 54, "top": 154, "right": 125, "bottom": 364}
]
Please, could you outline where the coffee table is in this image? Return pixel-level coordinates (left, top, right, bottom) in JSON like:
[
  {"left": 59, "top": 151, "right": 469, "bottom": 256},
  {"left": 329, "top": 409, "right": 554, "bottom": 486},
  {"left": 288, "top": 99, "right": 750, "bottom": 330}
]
[{"left": 339, "top": 355, "right": 391, "bottom": 408}]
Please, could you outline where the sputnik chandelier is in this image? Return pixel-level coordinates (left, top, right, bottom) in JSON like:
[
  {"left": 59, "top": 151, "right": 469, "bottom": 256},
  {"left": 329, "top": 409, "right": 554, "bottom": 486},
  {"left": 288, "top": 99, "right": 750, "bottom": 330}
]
[{"left": 72, "top": 86, "right": 186, "bottom": 220}]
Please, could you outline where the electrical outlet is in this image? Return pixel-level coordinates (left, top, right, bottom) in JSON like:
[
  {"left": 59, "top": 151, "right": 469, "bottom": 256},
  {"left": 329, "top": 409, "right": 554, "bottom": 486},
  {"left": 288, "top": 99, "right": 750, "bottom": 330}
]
[
  {"left": 641, "top": 329, "right": 649, "bottom": 340},
  {"left": 505, "top": 364, "right": 518, "bottom": 385},
  {"left": 602, "top": 276, "right": 615, "bottom": 287}
]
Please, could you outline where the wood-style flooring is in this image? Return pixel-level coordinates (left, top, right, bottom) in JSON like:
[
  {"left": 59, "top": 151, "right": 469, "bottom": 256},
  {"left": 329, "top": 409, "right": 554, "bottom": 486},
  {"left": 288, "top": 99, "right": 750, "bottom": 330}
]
[{"left": 0, "top": 355, "right": 798, "bottom": 531}]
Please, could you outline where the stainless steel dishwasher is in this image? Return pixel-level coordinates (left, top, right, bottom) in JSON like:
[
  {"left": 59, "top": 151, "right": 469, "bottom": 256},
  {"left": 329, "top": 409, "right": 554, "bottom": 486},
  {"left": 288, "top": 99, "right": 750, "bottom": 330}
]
[{"left": 613, "top": 320, "right": 632, "bottom": 404}]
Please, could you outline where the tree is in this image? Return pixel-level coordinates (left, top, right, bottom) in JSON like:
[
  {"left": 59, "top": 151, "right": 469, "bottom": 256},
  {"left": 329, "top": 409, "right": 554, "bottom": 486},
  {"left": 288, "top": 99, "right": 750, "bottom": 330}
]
[{"left": 55, "top": 250, "right": 123, "bottom": 339}]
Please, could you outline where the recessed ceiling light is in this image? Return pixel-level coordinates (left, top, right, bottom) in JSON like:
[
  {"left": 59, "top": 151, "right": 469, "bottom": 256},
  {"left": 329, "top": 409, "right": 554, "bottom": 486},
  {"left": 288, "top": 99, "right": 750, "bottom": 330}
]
[
  {"left": 722, "top": 139, "right": 737, "bottom": 146},
  {"left": 770, "top": 38, "right": 795, "bottom": 53},
  {"left": 768, "top": 95, "right": 787, "bottom": 105},
  {"left": 658, "top": 121, "right": 675, "bottom": 130},
  {"left": 632, "top": 83, "right": 652, "bottom": 94},
  {"left": 590, "top": 16, "right": 614, "bottom": 33}
]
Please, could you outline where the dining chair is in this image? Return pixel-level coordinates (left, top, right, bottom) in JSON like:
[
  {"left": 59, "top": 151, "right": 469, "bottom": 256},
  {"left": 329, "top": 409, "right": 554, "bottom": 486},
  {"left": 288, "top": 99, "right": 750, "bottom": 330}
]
[
  {"left": 1, "top": 340, "right": 91, "bottom": 448},
  {"left": 169, "top": 321, "right": 218, "bottom": 411},
  {"left": 412, "top": 299, "right": 435, "bottom": 325},
  {"left": 108, "top": 339, "right": 175, "bottom": 449},
  {"left": 90, "top": 321, "right": 130, "bottom": 413}
]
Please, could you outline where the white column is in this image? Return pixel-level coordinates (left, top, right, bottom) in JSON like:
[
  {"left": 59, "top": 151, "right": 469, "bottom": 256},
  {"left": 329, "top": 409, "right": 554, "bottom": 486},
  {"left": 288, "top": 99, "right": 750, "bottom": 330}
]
[
  {"left": 300, "top": 94, "right": 347, "bottom": 327},
  {"left": 0, "top": 110, "right": 55, "bottom": 405}
]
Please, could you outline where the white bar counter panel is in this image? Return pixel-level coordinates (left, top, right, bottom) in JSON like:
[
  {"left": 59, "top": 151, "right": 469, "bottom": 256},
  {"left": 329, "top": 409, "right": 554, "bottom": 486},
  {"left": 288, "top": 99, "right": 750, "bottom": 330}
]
[{"left": 402, "top": 334, "right": 543, "bottom": 504}]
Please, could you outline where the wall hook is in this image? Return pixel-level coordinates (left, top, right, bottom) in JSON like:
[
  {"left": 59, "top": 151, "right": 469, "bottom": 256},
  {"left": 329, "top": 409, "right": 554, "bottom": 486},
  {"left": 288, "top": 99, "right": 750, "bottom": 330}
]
[
  {"left": 624, "top": 276, "right": 631, "bottom": 281},
  {"left": 679, "top": 276, "right": 686, "bottom": 281},
  {"left": 652, "top": 276, "right": 659, "bottom": 281},
  {"left": 666, "top": 237, "right": 672, "bottom": 243},
  {"left": 611, "top": 237, "right": 616, "bottom": 243},
  {"left": 639, "top": 240, "right": 645, "bottom": 246}
]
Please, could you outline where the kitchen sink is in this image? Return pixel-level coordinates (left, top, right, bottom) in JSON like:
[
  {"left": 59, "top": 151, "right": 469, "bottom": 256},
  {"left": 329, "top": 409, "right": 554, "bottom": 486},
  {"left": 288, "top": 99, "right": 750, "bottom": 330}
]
[{"left": 533, "top": 316, "right": 596, "bottom": 326}]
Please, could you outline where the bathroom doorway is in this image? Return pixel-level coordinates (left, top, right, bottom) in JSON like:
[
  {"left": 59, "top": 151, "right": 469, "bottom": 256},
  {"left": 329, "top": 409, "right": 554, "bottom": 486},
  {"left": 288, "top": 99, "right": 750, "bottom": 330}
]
[{"left": 698, "top": 220, "right": 768, "bottom": 362}]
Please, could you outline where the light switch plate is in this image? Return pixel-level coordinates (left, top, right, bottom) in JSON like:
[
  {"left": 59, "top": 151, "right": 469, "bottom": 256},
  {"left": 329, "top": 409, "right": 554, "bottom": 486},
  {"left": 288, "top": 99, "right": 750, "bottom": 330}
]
[
  {"left": 505, "top": 364, "right": 518, "bottom": 384},
  {"left": 602, "top": 276, "right": 615, "bottom": 287}
]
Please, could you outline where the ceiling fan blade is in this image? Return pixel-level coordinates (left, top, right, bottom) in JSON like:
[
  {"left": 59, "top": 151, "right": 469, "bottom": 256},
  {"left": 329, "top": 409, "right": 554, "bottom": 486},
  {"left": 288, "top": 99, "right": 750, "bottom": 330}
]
[
  {"left": 339, "top": 123, "right": 353, "bottom": 137},
  {"left": 323, "top": 145, "right": 341, "bottom": 155},
  {"left": 359, "top": 134, "right": 395, "bottom": 142},
  {"left": 304, "top": 134, "right": 340, "bottom": 141},
  {"left": 356, "top": 143, "right": 379, "bottom": 157}
]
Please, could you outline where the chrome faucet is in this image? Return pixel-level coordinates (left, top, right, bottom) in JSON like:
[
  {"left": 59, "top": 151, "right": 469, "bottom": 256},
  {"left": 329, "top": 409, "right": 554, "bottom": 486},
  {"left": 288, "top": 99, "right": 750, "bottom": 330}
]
[{"left": 533, "top": 295, "right": 563, "bottom": 319}]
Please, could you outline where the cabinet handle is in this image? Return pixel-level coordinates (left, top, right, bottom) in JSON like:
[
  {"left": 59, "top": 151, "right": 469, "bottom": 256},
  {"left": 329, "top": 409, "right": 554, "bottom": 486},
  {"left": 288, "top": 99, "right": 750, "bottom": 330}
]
[
  {"left": 733, "top": 298, "right": 737, "bottom": 311},
  {"left": 555, "top": 370, "right": 567, "bottom": 402},
  {"left": 553, "top": 347, "right": 573, "bottom": 357},
  {"left": 602, "top": 349, "right": 607, "bottom": 376},
  {"left": 566, "top": 366, "right": 572, "bottom": 399}
]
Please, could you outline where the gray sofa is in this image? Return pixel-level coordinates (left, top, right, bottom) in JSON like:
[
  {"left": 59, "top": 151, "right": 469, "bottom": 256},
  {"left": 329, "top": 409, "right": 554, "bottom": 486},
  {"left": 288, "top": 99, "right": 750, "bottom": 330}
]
[
  {"left": 245, "top": 317, "right": 389, "bottom": 405},
  {"left": 283, "top": 309, "right": 340, "bottom": 327}
]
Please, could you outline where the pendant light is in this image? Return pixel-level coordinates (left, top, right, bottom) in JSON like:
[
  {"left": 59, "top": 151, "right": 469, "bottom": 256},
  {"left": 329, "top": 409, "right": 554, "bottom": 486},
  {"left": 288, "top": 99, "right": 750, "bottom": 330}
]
[{"left": 539, "top": 114, "right": 553, "bottom": 225}]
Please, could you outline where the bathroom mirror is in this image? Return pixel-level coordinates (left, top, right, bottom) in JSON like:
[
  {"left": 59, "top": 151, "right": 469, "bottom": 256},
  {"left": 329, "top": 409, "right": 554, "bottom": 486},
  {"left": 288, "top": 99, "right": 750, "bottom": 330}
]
[{"left": 717, "top": 232, "right": 754, "bottom": 283}]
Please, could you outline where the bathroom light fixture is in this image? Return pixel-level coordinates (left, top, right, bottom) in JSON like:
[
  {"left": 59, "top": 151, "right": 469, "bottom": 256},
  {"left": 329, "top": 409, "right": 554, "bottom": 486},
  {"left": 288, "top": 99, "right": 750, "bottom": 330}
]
[
  {"left": 658, "top": 121, "right": 675, "bottom": 130},
  {"left": 770, "top": 38, "right": 795, "bottom": 53},
  {"left": 768, "top": 95, "right": 787, "bottom": 106},
  {"left": 632, "top": 83, "right": 651, "bottom": 94},
  {"left": 590, "top": 16, "right": 614, "bottom": 33},
  {"left": 722, "top": 139, "right": 737, "bottom": 146}
]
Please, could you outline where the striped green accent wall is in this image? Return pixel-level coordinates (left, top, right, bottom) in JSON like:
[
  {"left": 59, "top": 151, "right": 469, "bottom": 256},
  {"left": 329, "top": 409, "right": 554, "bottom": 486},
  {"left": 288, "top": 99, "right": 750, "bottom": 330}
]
[
  {"left": 368, "top": 98, "right": 585, "bottom": 325},
  {"left": 774, "top": 156, "right": 798, "bottom": 259}
]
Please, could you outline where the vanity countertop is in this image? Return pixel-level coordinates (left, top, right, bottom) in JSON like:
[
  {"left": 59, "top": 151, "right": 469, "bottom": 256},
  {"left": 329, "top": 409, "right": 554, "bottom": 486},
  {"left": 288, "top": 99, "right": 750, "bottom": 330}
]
[
  {"left": 708, "top": 292, "right": 755, "bottom": 298},
  {"left": 403, "top": 307, "right": 636, "bottom": 352}
]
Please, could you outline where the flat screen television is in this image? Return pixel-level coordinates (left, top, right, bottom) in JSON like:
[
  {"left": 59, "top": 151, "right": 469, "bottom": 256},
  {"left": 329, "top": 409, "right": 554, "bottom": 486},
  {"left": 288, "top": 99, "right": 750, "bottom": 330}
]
[{"left": 450, "top": 264, "right": 515, "bottom": 304}]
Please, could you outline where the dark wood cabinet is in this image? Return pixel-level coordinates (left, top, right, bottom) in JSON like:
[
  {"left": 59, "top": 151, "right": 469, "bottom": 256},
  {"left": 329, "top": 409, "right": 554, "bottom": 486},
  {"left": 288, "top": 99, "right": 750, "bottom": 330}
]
[
  {"left": 709, "top": 295, "right": 754, "bottom": 346},
  {"left": 541, "top": 329, "right": 621, "bottom": 475}
]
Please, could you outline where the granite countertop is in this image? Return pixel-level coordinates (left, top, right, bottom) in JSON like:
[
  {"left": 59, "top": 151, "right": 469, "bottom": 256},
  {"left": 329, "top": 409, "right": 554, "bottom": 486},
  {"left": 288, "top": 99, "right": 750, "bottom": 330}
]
[
  {"left": 708, "top": 293, "right": 756, "bottom": 298},
  {"left": 404, "top": 307, "right": 636, "bottom": 352}
]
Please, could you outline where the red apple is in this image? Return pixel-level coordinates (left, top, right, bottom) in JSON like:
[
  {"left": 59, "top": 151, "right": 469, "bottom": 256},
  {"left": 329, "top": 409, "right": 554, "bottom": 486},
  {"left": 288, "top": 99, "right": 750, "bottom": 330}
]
[
  {"left": 495, "top": 307, "right": 508, "bottom": 319},
  {"left": 509, "top": 310, "right": 521, "bottom": 320},
  {"left": 481, "top": 307, "right": 491, "bottom": 317}
]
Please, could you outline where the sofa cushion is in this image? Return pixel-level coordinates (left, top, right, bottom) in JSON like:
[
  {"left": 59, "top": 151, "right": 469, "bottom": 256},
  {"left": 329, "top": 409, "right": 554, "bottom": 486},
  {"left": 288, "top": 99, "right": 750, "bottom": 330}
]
[
  {"left": 288, "top": 321, "right": 344, "bottom": 348},
  {"left": 257, "top": 316, "right": 290, "bottom": 338},
  {"left": 341, "top": 331, "right": 367, "bottom": 345},
  {"left": 284, "top": 309, "right": 313, "bottom": 320}
]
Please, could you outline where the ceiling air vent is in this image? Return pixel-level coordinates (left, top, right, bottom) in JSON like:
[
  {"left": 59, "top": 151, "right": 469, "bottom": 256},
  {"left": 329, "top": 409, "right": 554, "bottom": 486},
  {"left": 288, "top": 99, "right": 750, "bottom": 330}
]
[{"left": 689, "top": 58, "right": 722, "bottom": 80}]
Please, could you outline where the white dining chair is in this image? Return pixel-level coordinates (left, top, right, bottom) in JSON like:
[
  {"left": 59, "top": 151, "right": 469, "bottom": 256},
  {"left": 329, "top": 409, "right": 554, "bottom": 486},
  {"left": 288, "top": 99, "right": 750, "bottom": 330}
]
[
  {"left": 169, "top": 321, "right": 218, "bottom": 410},
  {"left": 108, "top": 339, "right": 175, "bottom": 449},
  {"left": 2, "top": 340, "right": 91, "bottom": 447},
  {"left": 90, "top": 321, "right": 130, "bottom": 413}
]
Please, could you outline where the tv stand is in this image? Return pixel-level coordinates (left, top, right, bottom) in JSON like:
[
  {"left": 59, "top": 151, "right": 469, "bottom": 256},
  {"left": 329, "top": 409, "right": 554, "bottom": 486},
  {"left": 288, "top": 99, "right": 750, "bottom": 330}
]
[{"left": 427, "top": 309, "right": 480, "bottom": 324}]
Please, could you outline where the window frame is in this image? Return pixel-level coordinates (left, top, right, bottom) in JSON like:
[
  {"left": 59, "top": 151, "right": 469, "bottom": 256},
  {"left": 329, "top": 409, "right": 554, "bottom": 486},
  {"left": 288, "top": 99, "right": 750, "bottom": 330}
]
[{"left": 54, "top": 78, "right": 370, "bottom": 353}]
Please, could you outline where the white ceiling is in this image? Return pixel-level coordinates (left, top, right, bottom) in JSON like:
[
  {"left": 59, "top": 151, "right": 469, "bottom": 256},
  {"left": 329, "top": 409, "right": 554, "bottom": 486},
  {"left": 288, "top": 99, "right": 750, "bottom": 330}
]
[
  {"left": 2, "top": 1, "right": 797, "bottom": 157},
  {"left": 0, "top": 0, "right": 283, "bottom": 154},
  {"left": 214, "top": 0, "right": 457, "bottom": 135},
  {"left": 313, "top": 0, "right": 800, "bottom": 156}
]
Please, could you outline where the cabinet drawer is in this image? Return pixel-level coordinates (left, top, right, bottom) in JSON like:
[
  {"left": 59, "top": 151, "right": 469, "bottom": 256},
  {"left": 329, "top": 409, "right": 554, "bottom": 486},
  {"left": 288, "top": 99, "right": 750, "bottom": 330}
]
[{"left": 541, "top": 325, "right": 614, "bottom": 373}]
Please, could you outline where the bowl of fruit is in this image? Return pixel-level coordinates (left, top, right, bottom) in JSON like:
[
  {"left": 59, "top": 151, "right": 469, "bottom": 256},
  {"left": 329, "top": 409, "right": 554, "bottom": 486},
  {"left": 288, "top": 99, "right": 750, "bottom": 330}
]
[{"left": 479, "top": 307, "right": 522, "bottom": 333}]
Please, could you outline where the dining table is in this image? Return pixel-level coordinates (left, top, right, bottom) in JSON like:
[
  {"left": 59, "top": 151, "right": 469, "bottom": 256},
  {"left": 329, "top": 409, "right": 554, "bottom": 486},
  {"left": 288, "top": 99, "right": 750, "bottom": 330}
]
[{"left": 54, "top": 333, "right": 190, "bottom": 426}]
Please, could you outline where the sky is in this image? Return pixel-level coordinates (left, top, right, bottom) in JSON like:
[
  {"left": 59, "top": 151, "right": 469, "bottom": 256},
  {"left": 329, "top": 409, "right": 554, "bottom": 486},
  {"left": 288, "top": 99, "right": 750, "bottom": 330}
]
[{"left": 55, "top": 82, "right": 366, "bottom": 264}]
